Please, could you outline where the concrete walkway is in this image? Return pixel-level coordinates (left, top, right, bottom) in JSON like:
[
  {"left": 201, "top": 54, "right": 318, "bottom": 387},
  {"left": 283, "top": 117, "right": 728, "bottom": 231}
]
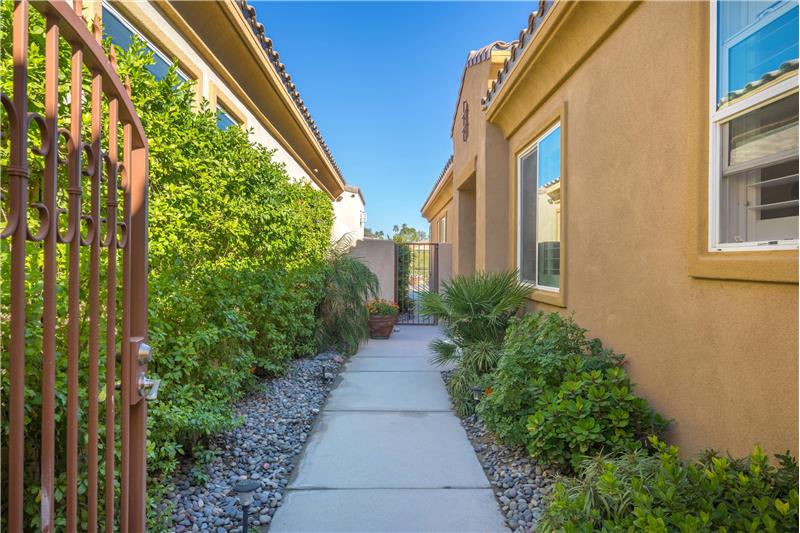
[{"left": 269, "top": 326, "right": 508, "bottom": 532}]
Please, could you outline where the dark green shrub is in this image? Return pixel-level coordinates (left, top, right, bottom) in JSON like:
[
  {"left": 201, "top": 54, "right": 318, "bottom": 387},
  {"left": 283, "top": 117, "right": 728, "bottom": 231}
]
[
  {"left": 395, "top": 245, "right": 413, "bottom": 314},
  {"left": 421, "top": 271, "right": 529, "bottom": 415},
  {"left": 478, "top": 312, "right": 617, "bottom": 445},
  {"left": 526, "top": 363, "right": 667, "bottom": 470},
  {"left": 541, "top": 437, "right": 799, "bottom": 532},
  {"left": 478, "top": 312, "right": 667, "bottom": 469}
]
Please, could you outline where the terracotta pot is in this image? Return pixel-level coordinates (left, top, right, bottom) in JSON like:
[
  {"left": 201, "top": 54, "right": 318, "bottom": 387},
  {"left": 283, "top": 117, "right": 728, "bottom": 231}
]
[{"left": 368, "top": 315, "right": 396, "bottom": 339}]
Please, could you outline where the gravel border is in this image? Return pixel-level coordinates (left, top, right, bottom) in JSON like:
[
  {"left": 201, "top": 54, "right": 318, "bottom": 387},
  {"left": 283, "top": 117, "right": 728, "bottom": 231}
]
[
  {"left": 443, "top": 371, "right": 556, "bottom": 533},
  {"left": 165, "top": 354, "right": 343, "bottom": 533}
]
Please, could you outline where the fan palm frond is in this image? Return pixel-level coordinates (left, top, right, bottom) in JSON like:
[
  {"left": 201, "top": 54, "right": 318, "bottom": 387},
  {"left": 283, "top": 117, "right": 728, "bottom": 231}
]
[{"left": 430, "top": 338, "right": 460, "bottom": 367}]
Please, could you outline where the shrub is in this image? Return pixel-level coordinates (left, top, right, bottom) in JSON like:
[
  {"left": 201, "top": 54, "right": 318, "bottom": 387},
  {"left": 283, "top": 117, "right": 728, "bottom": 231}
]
[
  {"left": 540, "top": 437, "right": 799, "bottom": 532},
  {"left": 478, "top": 312, "right": 667, "bottom": 469},
  {"left": 478, "top": 312, "right": 616, "bottom": 445},
  {"left": 526, "top": 363, "right": 668, "bottom": 470},
  {"left": 396, "top": 245, "right": 413, "bottom": 314},
  {"left": 315, "top": 238, "right": 379, "bottom": 356},
  {"left": 421, "top": 271, "right": 529, "bottom": 415},
  {"left": 367, "top": 299, "right": 399, "bottom": 316}
]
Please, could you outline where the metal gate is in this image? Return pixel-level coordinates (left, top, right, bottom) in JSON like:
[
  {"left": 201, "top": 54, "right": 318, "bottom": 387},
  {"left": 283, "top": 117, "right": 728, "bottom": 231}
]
[
  {"left": 395, "top": 243, "right": 439, "bottom": 325},
  {"left": 2, "top": 1, "right": 151, "bottom": 530}
]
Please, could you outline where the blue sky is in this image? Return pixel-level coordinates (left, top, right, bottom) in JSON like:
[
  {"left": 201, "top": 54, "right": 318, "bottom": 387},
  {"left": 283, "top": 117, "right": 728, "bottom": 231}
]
[{"left": 251, "top": 1, "right": 535, "bottom": 236}]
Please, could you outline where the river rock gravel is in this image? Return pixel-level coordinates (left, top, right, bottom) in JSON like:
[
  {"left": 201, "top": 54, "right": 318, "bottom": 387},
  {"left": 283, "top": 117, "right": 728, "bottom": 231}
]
[
  {"left": 163, "top": 354, "right": 343, "bottom": 532},
  {"left": 443, "top": 371, "right": 556, "bottom": 532}
]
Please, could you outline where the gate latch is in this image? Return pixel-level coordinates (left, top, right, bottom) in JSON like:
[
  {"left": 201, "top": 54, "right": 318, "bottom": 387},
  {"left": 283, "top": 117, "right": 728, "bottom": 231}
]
[
  {"left": 130, "top": 338, "right": 159, "bottom": 402},
  {"left": 138, "top": 375, "right": 161, "bottom": 401}
]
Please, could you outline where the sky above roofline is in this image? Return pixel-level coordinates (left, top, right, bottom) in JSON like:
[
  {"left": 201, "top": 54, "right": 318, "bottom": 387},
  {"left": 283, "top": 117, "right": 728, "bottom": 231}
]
[{"left": 251, "top": 1, "right": 535, "bottom": 236}]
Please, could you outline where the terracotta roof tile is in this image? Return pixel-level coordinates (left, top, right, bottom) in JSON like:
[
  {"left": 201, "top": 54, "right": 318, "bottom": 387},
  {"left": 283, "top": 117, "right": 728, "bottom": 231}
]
[
  {"left": 483, "top": 0, "right": 551, "bottom": 108},
  {"left": 238, "top": 0, "right": 345, "bottom": 183}
]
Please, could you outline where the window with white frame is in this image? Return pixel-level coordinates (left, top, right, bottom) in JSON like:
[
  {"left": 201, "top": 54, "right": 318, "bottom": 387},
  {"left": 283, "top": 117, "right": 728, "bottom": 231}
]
[
  {"left": 710, "top": 0, "right": 799, "bottom": 250},
  {"left": 102, "top": 2, "right": 188, "bottom": 82},
  {"left": 439, "top": 216, "right": 447, "bottom": 243},
  {"left": 518, "top": 123, "right": 561, "bottom": 290}
]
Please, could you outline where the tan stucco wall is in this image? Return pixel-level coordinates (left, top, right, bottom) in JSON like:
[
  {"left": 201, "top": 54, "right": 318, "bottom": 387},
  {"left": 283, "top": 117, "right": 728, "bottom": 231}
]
[
  {"left": 438, "top": 243, "right": 453, "bottom": 287},
  {"left": 429, "top": 201, "right": 453, "bottom": 244},
  {"left": 488, "top": 1, "right": 798, "bottom": 457},
  {"left": 455, "top": 179, "right": 477, "bottom": 275},
  {"left": 349, "top": 239, "right": 396, "bottom": 302},
  {"left": 450, "top": 55, "right": 511, "bottom": 274}
]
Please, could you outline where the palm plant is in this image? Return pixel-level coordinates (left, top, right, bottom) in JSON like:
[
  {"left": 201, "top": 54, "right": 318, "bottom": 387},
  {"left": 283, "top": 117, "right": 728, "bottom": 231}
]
[
  {"left": 421, "top": 270, "right": 529, "bottom": 415},
  {"left": 315, "top": 236, "right": 380, "bottom": 356}
]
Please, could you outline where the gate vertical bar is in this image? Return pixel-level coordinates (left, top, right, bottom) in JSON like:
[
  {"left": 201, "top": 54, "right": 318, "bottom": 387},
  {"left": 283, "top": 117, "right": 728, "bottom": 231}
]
[
  {"left": 7, "top": 2, "right": 30, "bottom": 530},
  {"left": 105, "top": 83, "right": 120, "bottom": 533},
  {"left": 66, "top": 35, "right": 84, "bottom": 533},
  {"left": 433, "top": 244, "right": 439, "bottom": 293},
  {"left": 120, "top": 116, "right": 132, "bottom": 533},
  {"left": 41, "top": 15, "right": 59, "bottom": 532},
  {"left": 128, "top": 143, "right": 149, "bottom": 532},
  {"left": 87, "top": 22, "right": 104, "bottom": 528}
]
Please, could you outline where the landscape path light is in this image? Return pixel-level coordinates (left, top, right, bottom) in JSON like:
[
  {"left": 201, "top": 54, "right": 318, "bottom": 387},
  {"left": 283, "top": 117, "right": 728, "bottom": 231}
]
[
  {"left": 233, "top": 479, "right": 260, "bottom": 533},
  {"left": 471, "top": 386, "right": 483, "bottom": 404}
]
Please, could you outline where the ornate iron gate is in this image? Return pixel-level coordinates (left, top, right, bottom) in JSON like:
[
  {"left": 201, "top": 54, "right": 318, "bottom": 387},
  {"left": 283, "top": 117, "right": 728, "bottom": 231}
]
[
  {"left": 2, "top": 1, "right": 151, "bottom": 530},
  {"left": 395, "top": 243, "right": 438, "bottom": 325}
]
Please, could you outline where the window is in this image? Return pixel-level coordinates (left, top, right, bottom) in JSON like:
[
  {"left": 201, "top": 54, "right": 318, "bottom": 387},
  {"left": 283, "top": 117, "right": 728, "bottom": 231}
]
[
  {"left": 439, "top": 216, "right": 447, "bottom": 243},
  {"left": 216, "top": 106, "right": 237, "bottom": 130},
  {"left": 518, "top": 124, "right": 561, "bottom": 290},
  {"left": 710, "top": 0, "right": 799, "bottom": 250},
  {"left": 102, "top": 3, "right": 187, "bottom": 82}
]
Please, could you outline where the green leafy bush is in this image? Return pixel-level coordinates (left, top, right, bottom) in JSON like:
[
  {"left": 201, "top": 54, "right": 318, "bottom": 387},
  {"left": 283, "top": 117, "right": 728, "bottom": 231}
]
[
  {"left": 118, "top": 35, "right": 333, "bottom": 471},
  {"left": 478, "top": 312, "right": 667, "bottom": 469},
  {"left": 478, "top": 312, "right": 614, "bottom": 445},
  {"left": 541, "top": 437, "right": 799, "bottom": 532},
  {"left": 421, "top": 271, "right": 529, "bottom": 415}
]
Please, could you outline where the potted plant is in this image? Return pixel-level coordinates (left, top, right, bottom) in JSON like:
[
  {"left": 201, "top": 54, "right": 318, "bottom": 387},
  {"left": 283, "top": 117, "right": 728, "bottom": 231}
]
[{"left": 367, "top": 299, "right": 399, "bottom": 339}]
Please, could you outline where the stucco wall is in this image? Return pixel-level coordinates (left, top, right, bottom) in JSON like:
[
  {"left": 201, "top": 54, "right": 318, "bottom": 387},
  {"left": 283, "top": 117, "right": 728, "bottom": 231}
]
[
  {"left": 491, "top": 1, "right": 797, "bottom": 457},
  {"left": 332, "top": 190, "right": 365, "bottom": 244},
  {"left": 438, "top": 243, "right": 453, "bottom": 287},
  {"left": 450, "top": 55, "right": 510, "bottom": 274},
  {"left": 350, "top": 239, "right": 396, "bottom": 302}
]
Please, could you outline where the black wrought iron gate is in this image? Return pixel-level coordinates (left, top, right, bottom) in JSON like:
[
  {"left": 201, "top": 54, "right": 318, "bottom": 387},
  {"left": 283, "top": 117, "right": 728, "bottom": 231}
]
[{"left": 395, "top": 242, "right": 439, "bottom": 325}]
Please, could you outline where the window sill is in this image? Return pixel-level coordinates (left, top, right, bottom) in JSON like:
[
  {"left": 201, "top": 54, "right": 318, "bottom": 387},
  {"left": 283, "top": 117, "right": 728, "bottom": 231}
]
[
  {"left": 525, "top": 286, "right": 566, "bottom": 308},
  {"left": 688, "top": 249, "right": 798, "bottom": 283}
]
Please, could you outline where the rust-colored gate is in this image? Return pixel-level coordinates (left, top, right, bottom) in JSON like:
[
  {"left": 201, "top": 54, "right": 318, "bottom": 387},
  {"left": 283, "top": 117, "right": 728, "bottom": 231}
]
[
  {"left": 2, "top": 1, "right": 151, "bottom": 531},
  {"left": 395, "top": 243, "right": 439, "bottom": 325}
]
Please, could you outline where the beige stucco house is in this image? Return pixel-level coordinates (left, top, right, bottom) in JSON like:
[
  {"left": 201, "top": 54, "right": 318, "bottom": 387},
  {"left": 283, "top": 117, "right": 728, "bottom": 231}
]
[
  {"left": 333, "top": 185, "right": 366, "bottom": 243},
  {"left": 89, "top": 0, "right": 366, "bottom": 240},
  {"left": 422, "top": 0, "right": 798, "bottom": 458}
]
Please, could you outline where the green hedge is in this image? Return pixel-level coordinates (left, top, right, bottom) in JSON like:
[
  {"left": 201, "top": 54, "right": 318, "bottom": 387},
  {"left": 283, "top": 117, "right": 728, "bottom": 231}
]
[{"left": 1, "top": 7, "right": 332, "bottom": 529}]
